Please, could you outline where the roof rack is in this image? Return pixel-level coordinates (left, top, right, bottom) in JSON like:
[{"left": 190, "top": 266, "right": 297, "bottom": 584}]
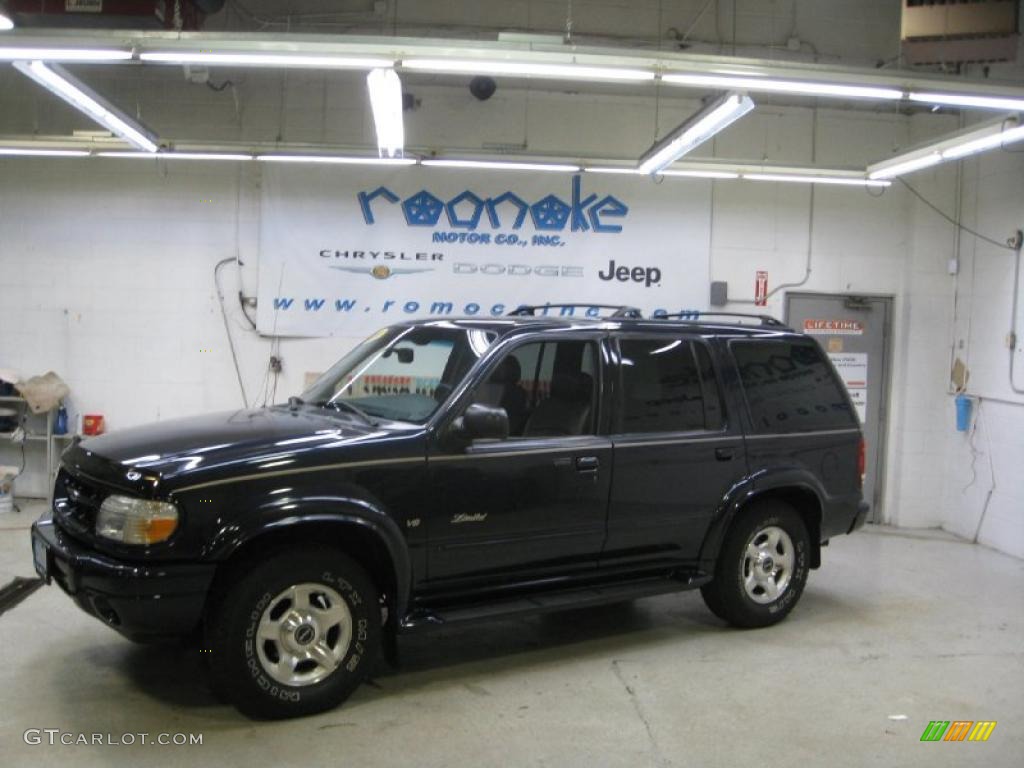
[
  {"left": 651, "top": 311, "right": 787, "bottom": 327},
  {"left": 509, "top": 304, "right": 643, "bottom": 319}
]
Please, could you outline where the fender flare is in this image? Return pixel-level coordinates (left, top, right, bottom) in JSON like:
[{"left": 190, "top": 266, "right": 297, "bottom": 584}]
[
  {"left": 207, "top": 495, "right": 412, "bottom": 620},
  {"left": 699, "top": 467, "right": 826, "bottom": 570}
]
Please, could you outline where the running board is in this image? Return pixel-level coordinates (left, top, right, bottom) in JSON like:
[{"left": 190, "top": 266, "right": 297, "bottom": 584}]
[{"left": 400, "top": 571, "right": 708, "bottom": 632}]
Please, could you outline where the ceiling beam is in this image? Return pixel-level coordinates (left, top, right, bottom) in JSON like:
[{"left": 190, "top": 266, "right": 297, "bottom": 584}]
[{"left": 0, "top": 28, "right": 1021, "bottom": 105}]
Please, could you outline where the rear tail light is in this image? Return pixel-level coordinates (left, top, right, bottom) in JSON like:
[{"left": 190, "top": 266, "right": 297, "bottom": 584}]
[{"left": 857, "top": 438, "right": 867, "bottom": 488}]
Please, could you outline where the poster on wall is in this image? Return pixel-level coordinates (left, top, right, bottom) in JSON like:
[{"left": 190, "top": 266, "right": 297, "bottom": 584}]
[
  {"left": 256, "top": 166, "right": 711, "bottom": 338},
  {"left": 828, "top": 352, "right": 868, "bottom": 422}
]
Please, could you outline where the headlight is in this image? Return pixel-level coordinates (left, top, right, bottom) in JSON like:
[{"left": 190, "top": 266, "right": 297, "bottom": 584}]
[{"left": 96, "top": 495, "right": 179, "bottom": 545}]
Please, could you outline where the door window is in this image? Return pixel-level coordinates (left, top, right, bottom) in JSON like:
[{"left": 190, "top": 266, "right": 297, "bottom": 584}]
[
  {"left": 473, "top": 340, "right": 598, "bottom": 438},
  {"left": 617, "top": 338, "right": 714, "bottom": 433},
  {"left": 694, "top": 342, "right": 725, "bottom": 431},
  {"left": 302, "top": 326, "right": 495, "bottom": 423}
]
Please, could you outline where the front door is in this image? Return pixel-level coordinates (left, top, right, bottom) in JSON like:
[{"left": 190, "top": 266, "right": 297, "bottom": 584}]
[
  {"left": 785, "top": 293, "right": 892, "bottom": 522},
  {"left": 426, "top": 336, "right": 612, "bottom": 584}
]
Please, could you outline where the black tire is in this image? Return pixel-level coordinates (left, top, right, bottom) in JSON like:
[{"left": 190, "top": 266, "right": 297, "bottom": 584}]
[
  {"left": 700, "top": 500, "right": 810, "bottom": 629},
  {"left": 204, "top": 548, "right": 381, "bottom": 719}
]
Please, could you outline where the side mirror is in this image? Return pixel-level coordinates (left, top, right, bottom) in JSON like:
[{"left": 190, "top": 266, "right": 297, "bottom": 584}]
[{"left": 454, "top": 403, "right": 509, "bottom": 441}]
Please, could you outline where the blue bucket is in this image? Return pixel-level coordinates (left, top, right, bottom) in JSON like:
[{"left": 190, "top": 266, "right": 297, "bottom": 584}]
[{"left": 955, "top": 394, "right": 973, "bottom": 432}]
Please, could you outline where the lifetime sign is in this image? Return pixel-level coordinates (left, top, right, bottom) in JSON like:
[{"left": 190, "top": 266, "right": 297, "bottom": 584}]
[{"left": 357, "top": 175, "right": 629, "bottom": 234}]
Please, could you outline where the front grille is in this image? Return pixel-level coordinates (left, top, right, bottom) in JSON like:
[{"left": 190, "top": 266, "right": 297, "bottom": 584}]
[{"left": 53, "top": 470, "right": 107, "bottom": 537}]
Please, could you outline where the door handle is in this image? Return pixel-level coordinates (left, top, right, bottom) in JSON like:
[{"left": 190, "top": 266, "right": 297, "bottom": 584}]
[
  {"left": 715, "top": 447, "right": 735, "bottom": 461},
  {"left": 575, "top": 456, "right": 600, "bottom": 472}
]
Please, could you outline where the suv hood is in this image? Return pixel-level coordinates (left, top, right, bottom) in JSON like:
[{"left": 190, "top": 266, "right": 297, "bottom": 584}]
[{"left": 67, "top": 407, "right": 391, "bottom": 487}]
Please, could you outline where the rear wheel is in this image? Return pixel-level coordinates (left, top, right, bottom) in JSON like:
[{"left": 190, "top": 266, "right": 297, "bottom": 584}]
[
  {"left": 701, "top": 500, "right": 810, "bottom": 628},
  {"left": 205, "top": 548, "right": 381, "bottom": 719}
]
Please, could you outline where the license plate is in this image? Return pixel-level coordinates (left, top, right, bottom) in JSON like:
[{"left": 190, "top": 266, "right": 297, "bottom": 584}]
[{"left": 33, "top": 537, "right": 49, "bottom": 582}]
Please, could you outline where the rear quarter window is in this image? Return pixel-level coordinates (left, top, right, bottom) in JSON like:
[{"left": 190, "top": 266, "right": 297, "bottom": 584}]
[{"left": 731, "top": 339, "right": 856, "bottom": 434}]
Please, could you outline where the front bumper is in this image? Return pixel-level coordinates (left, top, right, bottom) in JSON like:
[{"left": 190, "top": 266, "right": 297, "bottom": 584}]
[{"left": 31, "top": 516, "right": 216, "bottom": 641}]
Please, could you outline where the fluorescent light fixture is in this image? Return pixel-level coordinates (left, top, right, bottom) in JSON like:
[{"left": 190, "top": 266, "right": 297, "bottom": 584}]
[
  {"left": 140, "top": 51, "right": 393, "bottom": 69},
  {"left": 586, "top": 167, "right": 737, "bottom": 179},
  {"left": 586, "top": 167, "right": 755, "bottom": 180},
  {"left": 158, "top": 151, "right": 253, "bottom": 161},
  {"left": 637, "top": 92, "right": 754, "bottom": 175},
  {"left": 940, "top": 123, "right": 1024, "bottom": 160},
  {"left": 366, "top": 68, "right": 404, "bottom": 158},
  {"left": 867, "top": 152, "right": 941, "bottom": 180},
  {"left": 743, "top": 173, "right": 890, "bottom": 187},
  {"left": 662, "top": 72, "right": 903, "bottom": 101},
  {"left": 96, "top": 151, "right": 254, "bottom": 161},
  {"left": 659, "top": 169, "right": 739, "bottom": 179},
  {"left": 0, "top": 147, "right": 89, "bottom": 157},
  {"left": 0, "top": 13, "right": 14, "bottom": 31},
  {"left": 14, "top": 61, "right": 158, "bottom": 152},
  {"left": 909, "top": 91, "right": 1024, "bottom": 113},
  {"left": 867, "top": 117, "right": 1024, "bottom": 178},
  {"left": 256, "top": 154, "right": 416, "bottom": 165},
  {"left": 421, "top": 159, "right": 580, "bottom": 172},
  {"left": 402, "top": 58, "right": 655, "bottom": 82},
  {"left": 0, "top": 47, "right": 131, "bottom": 62}
]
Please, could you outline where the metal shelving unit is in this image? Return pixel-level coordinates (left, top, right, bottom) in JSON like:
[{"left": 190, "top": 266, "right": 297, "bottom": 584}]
[{"left": 0, "top": 394, "right": 66, "bottom": 498}]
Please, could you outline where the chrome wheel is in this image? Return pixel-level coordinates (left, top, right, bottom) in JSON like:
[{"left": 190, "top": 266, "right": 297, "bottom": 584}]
[
  {"left": 741, "top": 525, "right": 795, "bottom": 605},
  {"left": 255, "top": 582, "right": 353, "bottom": 687}
]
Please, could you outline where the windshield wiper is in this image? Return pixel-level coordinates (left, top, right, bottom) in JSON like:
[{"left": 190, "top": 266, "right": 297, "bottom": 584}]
[
  {"left": 315, "top": 399, "right": 378, "bottom": 426},
  {"left": 287, "top": 396, "right": 304, "bottom": 411}
]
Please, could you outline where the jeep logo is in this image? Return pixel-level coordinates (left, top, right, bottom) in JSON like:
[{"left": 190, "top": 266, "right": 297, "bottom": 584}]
[{"left": 598, "top": 260, "right": 662, "bottom": 287}]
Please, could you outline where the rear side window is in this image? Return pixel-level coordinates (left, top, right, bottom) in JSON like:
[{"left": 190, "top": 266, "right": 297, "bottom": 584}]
[
  {"left": 731, "top": 340, "right": 855, "bottom": 434},
  {"left": 617, "top": 338, "right": 721, "bottom": 433}
]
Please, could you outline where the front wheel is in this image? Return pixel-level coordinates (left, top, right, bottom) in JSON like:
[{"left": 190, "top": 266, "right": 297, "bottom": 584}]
[
  {"left": 204, "top": 548, "right": 381, "bottom": 719},
  {"left": 700, "top": 500, "right": 810, "bottom": 628}
]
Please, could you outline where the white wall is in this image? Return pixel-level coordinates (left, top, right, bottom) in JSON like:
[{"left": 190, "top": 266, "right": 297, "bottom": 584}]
[{"left": 940, "top": 143, "right": 1024, "bottom": 560}]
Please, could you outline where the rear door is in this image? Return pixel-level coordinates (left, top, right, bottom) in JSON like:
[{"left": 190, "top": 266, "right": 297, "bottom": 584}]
[{"left": 602, "top": 333, "right": 747, "bottom": 566}]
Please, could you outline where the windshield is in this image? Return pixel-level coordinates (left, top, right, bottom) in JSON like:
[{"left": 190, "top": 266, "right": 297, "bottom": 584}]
[{"left": 300, "top": 325, "right": 497, "bottom": 423}]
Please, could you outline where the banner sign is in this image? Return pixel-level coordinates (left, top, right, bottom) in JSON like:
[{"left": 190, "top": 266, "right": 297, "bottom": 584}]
[{"left": 257, "top": 166, "right": 711, "bottom": 337}]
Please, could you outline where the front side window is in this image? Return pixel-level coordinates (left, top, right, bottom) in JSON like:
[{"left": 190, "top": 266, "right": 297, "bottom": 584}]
[
  {"left": 731, "top": 340, "right": 856, "bottom": 434},
  {"left": 473, "top": 339, "right": 598, "bottom": 438},
  {"left": 617, "top": 338, "right": 714, "bottom": 433},
  {"left": 301, "top": 325, "right": 495, "bottom": 423}
]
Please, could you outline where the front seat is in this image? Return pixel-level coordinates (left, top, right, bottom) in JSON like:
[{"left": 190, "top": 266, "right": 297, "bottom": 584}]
[
  {"left": 523, "top": 373, "right": 592, "bottom": 437},
  {"left": 476, "top": 356, "right": 529, "bottom": 434}
]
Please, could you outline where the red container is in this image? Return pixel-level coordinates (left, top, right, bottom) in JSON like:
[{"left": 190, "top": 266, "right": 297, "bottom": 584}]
[{"left": 82, "top": 414, "right": 105, "bottom": 436}]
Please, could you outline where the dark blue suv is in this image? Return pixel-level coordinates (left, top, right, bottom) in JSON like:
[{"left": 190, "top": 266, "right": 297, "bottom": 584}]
[{"left": 32, "top": 306, "right": 868, "bottom": 718}]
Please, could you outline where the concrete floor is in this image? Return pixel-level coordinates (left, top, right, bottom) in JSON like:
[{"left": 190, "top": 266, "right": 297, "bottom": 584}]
[{"left": 0, "top": 500, "right": 1021, "bottom": 767}]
